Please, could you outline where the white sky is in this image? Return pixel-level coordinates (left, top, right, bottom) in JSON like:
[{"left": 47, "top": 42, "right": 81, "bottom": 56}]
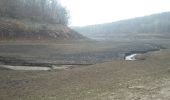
[{"left": 60, "top": 0, "right": 170, "bottom": 26}]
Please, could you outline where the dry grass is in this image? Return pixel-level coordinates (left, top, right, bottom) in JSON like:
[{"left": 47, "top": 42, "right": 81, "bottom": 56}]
[{"left": 0, "top": 17, "right": 84, "bottom": 41}]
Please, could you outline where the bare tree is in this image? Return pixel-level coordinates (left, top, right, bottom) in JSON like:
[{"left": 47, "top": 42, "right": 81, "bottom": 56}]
[{"left": 0, "top": 0, "right": 69, "bottom": 25}]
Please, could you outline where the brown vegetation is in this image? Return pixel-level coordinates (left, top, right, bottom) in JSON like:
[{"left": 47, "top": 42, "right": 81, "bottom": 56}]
[
  {"left": 0, "top": 0, "right": 69, "bottom": 25},
  {"left": 0, "top": 18, "right": 84, "bottom": 41}
]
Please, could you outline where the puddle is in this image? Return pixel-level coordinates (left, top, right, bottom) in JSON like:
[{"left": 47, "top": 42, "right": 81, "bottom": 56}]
[{"left": 125, "top": 54, "right": 140, "bottom": 61}]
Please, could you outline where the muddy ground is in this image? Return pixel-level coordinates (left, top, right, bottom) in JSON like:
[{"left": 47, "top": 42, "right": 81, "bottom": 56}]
[
  {"left": 0, "top": 39, "right": 170, "bottom": 100},
  {"left": 0, "top": 39, "right": 169, "bottom": 65}
]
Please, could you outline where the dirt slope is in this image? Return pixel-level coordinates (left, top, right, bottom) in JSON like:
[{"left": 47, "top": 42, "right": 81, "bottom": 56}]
[{"left": 0, "top": 18, "right": 84, "bottom": 41}]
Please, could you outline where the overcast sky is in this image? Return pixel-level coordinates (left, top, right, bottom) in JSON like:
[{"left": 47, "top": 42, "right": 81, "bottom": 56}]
[{"left": 60, "top": 0, "right": 170, "bottom": 26}]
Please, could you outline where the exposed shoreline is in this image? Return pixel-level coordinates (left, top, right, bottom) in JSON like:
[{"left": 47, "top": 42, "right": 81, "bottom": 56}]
[
  {"left": 0, "top": 49, "right": 164, "bottom": 71},
  {"left": 0, "top": 49, "right": 170, "bottom": 100},
  {"left": 124, "top": 49, "right": 162, "bottom": 61},
  {"left": 0, "top": 42, "right": 166, "bottom": 70}
]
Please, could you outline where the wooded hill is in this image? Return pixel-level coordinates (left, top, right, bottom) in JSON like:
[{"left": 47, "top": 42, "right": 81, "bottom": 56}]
[
  {"left": 73, "top": 12, "right": 170, "bottom": 40},
  {"left": 0, "top": 0, "right": 68, "bottom": 25},
  {"left": 0, "top": 0, "right": 84, "bottom": 41}
]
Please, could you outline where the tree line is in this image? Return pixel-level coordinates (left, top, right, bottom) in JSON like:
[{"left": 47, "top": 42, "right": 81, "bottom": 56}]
[
  {"left": 0, "top": 0, "right": 69, "bottom": 25},
  {"left": 74, "top": 12, "right": 170, "bottom": 34}
]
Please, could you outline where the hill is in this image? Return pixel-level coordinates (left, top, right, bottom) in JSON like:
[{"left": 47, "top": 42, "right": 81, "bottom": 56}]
[
  {"left": 0, "top": 0, "right": 84, "bottom": 41},
  {"left": 0, "top": 18, "right": 84, "bottom": 41},
  {"left": 73, "top": 12, "right": 170, "bottom": 40}
]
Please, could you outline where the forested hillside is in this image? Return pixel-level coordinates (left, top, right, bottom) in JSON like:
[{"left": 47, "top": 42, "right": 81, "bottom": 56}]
[
  {"left": 0, "top": 0, "right": 84, "bottom": 41},
  {"left": 73, "top": 12, "right": 170, "bottom": 40},
  {"left": 0, "top": 0, "right": 68, "bottom": 25}
]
